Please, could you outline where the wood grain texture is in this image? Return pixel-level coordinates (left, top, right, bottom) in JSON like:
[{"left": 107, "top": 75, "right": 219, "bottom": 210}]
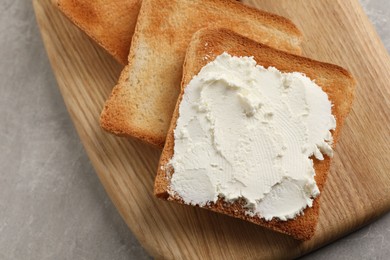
[{"left": 33, "top": 0, "right": 390, "bottom": 258}]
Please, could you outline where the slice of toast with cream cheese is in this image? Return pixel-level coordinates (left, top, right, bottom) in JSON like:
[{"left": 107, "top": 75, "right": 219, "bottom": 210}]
[{"left": 154, "top": 28, "right": 356, "bottom": 241}]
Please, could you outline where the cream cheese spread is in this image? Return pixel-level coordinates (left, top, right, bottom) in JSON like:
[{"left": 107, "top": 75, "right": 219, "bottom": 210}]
[{"left": 167, "top": 52, "right": 336, "bottom": 221}]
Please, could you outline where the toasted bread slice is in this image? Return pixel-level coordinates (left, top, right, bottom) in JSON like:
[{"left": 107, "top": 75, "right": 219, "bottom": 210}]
[
  {"left": 54, "top": 0, "right": 242, "bottom": 64},
  {"left": 56, "top": 0, "right": 142, "bottom": 65},
  {"left": 100, "top": 0, "right": 303, "bottom": 148},
  {"left": 154, "top": 28, "right": 356, "bottom": 241}
]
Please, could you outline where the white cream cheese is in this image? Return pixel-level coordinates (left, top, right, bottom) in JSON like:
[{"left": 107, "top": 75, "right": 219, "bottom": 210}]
[{"left": 168, "top": 52, "right": 336, "bottom": 221}]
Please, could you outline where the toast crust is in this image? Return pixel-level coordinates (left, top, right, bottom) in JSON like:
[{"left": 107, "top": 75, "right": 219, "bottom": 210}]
[
  {"left": 154, "top": 28, "right": 356, "bottom": 240},
  {"left": 100, "top": 0, "right": 304, "bottom": 147}
]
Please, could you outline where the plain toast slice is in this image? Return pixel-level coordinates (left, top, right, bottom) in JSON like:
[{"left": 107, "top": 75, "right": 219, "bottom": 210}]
[
  {"left": 100, "top": 0, "right": 303, "bottom": 148},
  {"left": 56, "top": 0, "right": 142, "bottom": 65},
  {"left": 154, "top": 28, "right": 356, "bottom": 240}
]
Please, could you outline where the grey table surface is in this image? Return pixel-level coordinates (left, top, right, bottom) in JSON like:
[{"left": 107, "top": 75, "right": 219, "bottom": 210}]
[{"left": 0, "top": 0, "right": 389, "bottom": 259}]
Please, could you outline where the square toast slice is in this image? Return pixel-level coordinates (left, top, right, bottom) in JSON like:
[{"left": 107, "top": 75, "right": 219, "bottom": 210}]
[
  {"left": 154, "top": 28, "right": 356, "bottom": 240},
  {"left": 56, "top": 0, "right": 142, "bottom": 65},
  {"left": 100, "top": 0, "right": 303, "bottom": 148}
]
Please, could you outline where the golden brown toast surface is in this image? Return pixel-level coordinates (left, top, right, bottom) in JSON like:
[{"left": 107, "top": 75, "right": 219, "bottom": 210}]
[{"left": 56, "top": 0, "right": 141, "bottom": 65}]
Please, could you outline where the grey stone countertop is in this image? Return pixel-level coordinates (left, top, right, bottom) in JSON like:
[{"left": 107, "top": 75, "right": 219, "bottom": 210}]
[{"left": 0, "top": 0, "right": 389, "bottom": 259}]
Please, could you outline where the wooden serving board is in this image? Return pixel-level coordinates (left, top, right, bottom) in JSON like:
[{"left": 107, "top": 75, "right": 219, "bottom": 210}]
[{"left": 33, "top": 0, "right": 390, "bottom": 258}]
